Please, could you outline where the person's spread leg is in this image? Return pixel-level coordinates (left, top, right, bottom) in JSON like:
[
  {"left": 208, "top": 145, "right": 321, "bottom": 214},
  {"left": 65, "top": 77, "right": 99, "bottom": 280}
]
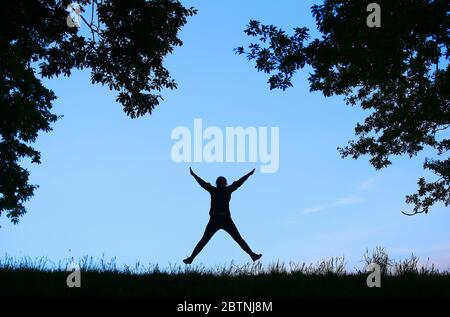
[
  {"left": 184, "top": 218, "right": 219, "bottom": 264},
  {"left": 222, "top": 217, "right": 262, "bottom": 261}
]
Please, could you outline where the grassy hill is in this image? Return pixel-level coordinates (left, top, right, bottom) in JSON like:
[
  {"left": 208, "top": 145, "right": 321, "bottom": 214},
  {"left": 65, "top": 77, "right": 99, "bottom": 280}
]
[{"left": 1, "top": 248, "right": 449, "bottom": 297}]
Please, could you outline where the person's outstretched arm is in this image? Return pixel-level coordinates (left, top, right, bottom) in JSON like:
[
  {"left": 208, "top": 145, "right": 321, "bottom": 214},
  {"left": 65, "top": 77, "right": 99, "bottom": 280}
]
[
  {"left": 229, "top": 168, "right": 255, "bottom": 192},
  {"left": 190, "top": 168, "right": 214, "bottom": 192}
]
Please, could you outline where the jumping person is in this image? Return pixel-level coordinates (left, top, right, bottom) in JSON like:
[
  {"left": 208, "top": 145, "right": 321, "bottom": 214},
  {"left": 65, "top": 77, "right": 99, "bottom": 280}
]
[{"left": 183, "top": 168, "right": 262, "bottom": 264}]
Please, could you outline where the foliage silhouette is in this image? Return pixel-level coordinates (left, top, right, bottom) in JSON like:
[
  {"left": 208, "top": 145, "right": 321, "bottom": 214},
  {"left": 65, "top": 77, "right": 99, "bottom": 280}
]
[
  {"left": 236, "top": 0, "right": 449, "bottom": 215},
  {"left": 0, "top": 0, "right": 196, "bottom": 223}
]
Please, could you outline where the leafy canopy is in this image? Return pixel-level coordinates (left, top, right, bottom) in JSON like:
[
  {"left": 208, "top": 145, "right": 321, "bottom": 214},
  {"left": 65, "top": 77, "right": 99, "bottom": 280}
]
[
  {"left": 0, "top": 0, "right": 196, "bottom": 223},
  {"left": 236, "top": 0, "right": 449, "bottom": 215}
]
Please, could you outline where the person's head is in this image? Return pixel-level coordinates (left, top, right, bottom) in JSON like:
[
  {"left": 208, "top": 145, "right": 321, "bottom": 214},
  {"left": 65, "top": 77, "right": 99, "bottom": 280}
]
[{"left": 216, "top": 176, "right": 227, "bottom": 188}]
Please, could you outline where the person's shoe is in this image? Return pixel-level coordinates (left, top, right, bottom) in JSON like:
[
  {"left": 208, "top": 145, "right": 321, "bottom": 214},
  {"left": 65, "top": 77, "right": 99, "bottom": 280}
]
[
  {"left": 183, "top": 257, "right": 193, "bottom": 265},
  {"left": 251, "top": 253, "right": 262, "bottom": 262}
]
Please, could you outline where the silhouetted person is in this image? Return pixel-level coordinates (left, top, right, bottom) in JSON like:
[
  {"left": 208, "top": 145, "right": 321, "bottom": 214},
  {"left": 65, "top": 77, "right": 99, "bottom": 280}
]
[{"left": 183, "top": 168, "right": 262, "bottom": 264}]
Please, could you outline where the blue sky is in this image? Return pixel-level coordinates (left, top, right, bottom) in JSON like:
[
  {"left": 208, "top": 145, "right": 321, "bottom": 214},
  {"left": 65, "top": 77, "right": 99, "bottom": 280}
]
[{"left": 1, "top": 0, "right": 449, "bottom": 270}]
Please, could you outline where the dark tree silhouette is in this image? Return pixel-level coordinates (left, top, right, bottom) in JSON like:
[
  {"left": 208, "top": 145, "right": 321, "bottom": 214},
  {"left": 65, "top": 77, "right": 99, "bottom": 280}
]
[
  {"left": 236, "top": 0, "right": 449, "bottom": 215},
  {"left": 0, "top": 0, "right": 196, "bottom": 223}
]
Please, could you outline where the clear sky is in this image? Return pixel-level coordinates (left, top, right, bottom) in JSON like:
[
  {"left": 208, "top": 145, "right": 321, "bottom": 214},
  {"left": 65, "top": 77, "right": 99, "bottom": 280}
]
[{"left": 1, "top": 0, "right": 449, "bottom": 270}]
